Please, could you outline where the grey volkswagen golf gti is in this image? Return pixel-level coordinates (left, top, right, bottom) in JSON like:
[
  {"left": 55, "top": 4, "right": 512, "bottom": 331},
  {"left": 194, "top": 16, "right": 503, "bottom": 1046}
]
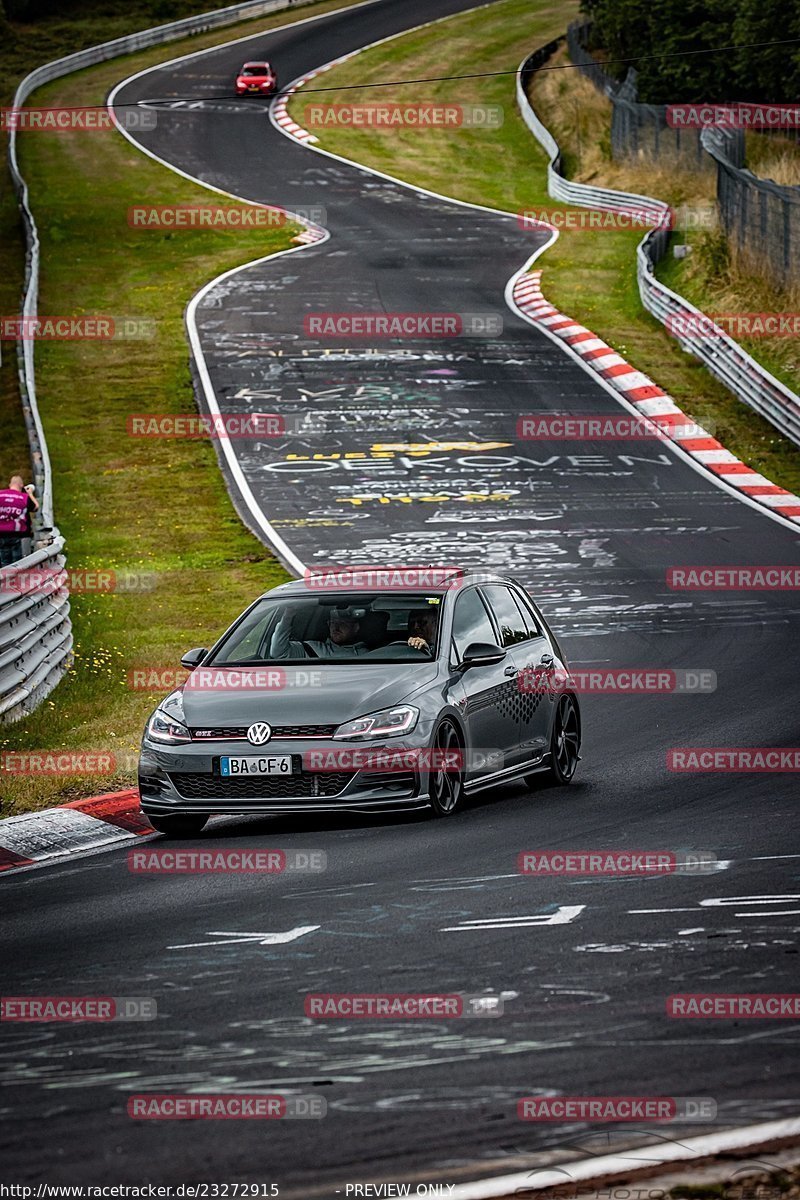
[{"left": 138, "top": 571, "right": 581, "bottom": 835}]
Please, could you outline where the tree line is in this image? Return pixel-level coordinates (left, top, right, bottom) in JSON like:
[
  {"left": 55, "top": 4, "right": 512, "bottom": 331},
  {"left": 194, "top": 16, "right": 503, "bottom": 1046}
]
[{"left": 580, "top": 0, "right": 800, "bottom": 105}]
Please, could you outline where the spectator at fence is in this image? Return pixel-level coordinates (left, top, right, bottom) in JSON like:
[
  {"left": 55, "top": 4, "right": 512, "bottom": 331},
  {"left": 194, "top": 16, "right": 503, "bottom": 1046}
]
[{"left": 0, "top": 475, "right": 39, "bottom": 567}]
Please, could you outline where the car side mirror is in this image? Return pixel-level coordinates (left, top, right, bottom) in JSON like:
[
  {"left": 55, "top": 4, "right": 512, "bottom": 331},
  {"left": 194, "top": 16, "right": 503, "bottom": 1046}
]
[
  {"left": 180, "top": 647, "right": 208, "bottom": 670},
  {"left": 459, "top": 642, "right": 506, "bottom": 670}
]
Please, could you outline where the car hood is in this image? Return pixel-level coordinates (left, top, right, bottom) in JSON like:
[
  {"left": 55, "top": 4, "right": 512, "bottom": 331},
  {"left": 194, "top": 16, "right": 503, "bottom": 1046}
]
[{"left": 176, "top": 662, "right": 439, "bottom": 728}]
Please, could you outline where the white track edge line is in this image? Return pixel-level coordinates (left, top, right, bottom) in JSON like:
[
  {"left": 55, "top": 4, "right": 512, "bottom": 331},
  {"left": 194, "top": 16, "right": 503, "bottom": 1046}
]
[{"left": 449, "top": 1115, "right": 800, "bottom": 1200}]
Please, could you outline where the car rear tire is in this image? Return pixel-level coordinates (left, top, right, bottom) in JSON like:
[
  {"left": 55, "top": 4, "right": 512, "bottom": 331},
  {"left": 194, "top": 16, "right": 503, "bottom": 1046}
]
[
  {"left": 428, "top": 719, "right": 465, "bottom": 817},
  {"left": 527, "top": 694, "right": 581, "bottom": 787},
  {"left": 147, "top": 814, "right": 208, "bottom": 837}
]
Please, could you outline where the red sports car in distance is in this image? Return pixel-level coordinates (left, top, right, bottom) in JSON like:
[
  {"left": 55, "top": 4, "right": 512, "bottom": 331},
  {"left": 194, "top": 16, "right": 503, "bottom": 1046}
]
[{"left": 235, "top": 62, "right": 278, "bottom": 96}]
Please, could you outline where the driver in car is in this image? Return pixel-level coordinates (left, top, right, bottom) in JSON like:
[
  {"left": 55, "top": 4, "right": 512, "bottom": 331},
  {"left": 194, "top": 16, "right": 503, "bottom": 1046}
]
[
  {"left": 407, "top": 607, "right": 438, "bottom": 653},
  {"left": 269, "top": 605, "right": 370, "bottom": 659}
]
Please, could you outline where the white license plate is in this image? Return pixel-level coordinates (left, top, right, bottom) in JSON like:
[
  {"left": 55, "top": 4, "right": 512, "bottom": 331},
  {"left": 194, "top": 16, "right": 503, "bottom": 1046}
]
[{"left": 220, "top": 755, "right": 293, "bottom": 776}]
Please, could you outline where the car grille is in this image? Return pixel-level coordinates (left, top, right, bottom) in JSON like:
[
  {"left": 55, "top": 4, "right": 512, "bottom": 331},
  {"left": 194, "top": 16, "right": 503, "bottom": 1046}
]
[
  {"left": 168, "top": 772, "right": 353, "bottom": 799},
  {"left": 189, "top": 724, "right": 337, "bottom": 741}
]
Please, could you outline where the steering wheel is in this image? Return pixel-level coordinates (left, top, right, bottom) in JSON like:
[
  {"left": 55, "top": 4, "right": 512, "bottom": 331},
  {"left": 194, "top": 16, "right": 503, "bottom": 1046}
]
[{"left": 385, "top": 640, "right": 430, "bottom": 654}]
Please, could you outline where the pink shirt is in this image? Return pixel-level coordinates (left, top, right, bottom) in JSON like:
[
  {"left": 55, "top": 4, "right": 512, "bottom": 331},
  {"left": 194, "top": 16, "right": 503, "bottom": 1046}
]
[{"left": 0, "top": 488, "right": 32, "bottom": 536}]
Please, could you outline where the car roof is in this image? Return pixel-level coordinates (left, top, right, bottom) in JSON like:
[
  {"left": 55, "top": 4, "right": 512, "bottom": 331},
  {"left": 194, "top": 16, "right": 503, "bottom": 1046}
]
[
  {"left": 261, "top": 570, "right": 525, "bottom": 598},
  {"left": 241, "top": 62, "right": 271, "bottom": 68}
]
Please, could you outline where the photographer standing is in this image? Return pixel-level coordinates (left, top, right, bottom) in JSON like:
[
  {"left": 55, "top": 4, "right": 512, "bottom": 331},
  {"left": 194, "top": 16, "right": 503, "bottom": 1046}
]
[{"left": 0, "top": 475, "right": 39, "bottom": 567}]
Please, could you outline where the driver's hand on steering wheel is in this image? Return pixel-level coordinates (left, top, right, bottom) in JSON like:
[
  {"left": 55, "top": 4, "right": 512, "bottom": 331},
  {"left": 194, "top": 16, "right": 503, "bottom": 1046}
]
[{"left": 407, "top": 636, "right": 428, "bottom": 651}]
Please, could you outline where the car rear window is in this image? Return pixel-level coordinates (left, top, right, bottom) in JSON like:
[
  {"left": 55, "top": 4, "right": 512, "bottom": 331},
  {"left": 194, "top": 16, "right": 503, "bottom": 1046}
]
[{"left": 507, "top": 586, "right": 543, "bottom": 640}]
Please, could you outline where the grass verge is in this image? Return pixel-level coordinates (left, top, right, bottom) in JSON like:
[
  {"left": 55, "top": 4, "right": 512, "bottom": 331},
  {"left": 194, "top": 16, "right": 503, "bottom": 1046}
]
[
  {"left": 0, "top": 0, "right": 369, "bottom": 816},
  {"left": 287, "top": 3, "right": 800, "bottom": 494}
]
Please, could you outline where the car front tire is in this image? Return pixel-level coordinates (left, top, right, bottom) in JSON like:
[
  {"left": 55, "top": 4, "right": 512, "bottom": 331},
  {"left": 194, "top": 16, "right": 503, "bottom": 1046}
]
[{"left": 427, "top": 718, "right": 465, "bottom": 817}]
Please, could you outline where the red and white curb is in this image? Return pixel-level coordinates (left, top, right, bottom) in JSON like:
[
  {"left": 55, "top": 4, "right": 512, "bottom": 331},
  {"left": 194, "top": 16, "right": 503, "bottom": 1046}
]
[
  {"left": 269, "top": 83, "right": 327, "bottom": 244},
  {"left": 513, "top": 270, "right": 800, "bottom": 525},
  {"left": 272, "top": 49, "right": 358, "bottom": 145},
  {"left": 0, "top": 790, "right": 153, "bottom": 874}
]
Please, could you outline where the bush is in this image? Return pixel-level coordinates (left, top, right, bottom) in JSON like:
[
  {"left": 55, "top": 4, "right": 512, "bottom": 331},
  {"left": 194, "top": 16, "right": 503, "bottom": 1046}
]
[{"left": 580, "top": 0, "right": 800, "bottom": 104}]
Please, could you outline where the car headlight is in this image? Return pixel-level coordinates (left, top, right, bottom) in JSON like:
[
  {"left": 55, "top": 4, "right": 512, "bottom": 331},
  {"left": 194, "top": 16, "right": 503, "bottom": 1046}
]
[
  {"left": 334, "top": 705, "right": 419, "bottom": 740},
  {"left": 146, "top": 689, "right": 191, "bottom": 744}
]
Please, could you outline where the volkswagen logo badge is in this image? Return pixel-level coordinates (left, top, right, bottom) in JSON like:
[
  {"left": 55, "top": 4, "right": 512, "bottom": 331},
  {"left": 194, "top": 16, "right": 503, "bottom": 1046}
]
[{"left": 247, "top": 722, "right": 272, "bottom": 746}]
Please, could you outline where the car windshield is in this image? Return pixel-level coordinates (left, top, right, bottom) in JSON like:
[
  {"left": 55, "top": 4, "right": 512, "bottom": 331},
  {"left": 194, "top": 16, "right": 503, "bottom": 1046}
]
[
  {"left": 210, "top": 593, "right": 443, "bottom": 664},
  {"left": 241, "top": 65, "right": 270, "bottom": 75}
]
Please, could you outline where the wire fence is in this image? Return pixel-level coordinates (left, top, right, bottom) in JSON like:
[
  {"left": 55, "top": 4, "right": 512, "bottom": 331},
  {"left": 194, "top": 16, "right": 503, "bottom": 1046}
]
[
  {"left": 566, "top": 20, "right": 799, "bottom": 287},
  {"left": 703, "top": 127, "right": 800, "bottom": 288},
  {"left": 516, "top": 47, "right": 800, "bottom": 451},
  {"left": 566, "top": 21, "right": 736, "bottom": 171}
]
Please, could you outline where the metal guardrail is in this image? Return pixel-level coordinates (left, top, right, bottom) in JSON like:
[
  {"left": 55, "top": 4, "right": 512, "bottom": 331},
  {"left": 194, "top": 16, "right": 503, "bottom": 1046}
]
[
  {"left": 3, "top": 0, "right": 319, "bottom": 723},
  {"left": 0, "top": 537, "right": 72, "bottom": 722},
  {"left": 518, "top": 41, "right": 668, "bottom": 222},
  {"left": 517, "top": 47, "right": 800, "bottom": 449}
]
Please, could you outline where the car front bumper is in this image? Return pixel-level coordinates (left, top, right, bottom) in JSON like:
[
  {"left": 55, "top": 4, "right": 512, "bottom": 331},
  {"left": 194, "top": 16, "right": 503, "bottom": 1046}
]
[{"left": 138, "top": 736, "right": 432, "bottom": 816}]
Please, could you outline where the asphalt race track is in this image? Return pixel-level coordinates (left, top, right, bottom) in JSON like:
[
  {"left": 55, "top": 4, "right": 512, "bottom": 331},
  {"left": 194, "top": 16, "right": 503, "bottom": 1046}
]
[{"left": 3, "top": 0, "right": 799, "bottom": 1192}]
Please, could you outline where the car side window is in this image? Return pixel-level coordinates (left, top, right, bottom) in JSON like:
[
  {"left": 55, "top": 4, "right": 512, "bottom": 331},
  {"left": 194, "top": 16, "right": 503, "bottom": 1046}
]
[
  {"left": 508, "top": 587, "right": 543, "bottom": 640},
  {"left": 213, "top": 605, "right": 277, "bottom": 663},
  {"left": 451, "top": 588, "right": 497, "bottom": 662},
  {"left": 482, "top": 585, "right": 529, "bottom": 647}
]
